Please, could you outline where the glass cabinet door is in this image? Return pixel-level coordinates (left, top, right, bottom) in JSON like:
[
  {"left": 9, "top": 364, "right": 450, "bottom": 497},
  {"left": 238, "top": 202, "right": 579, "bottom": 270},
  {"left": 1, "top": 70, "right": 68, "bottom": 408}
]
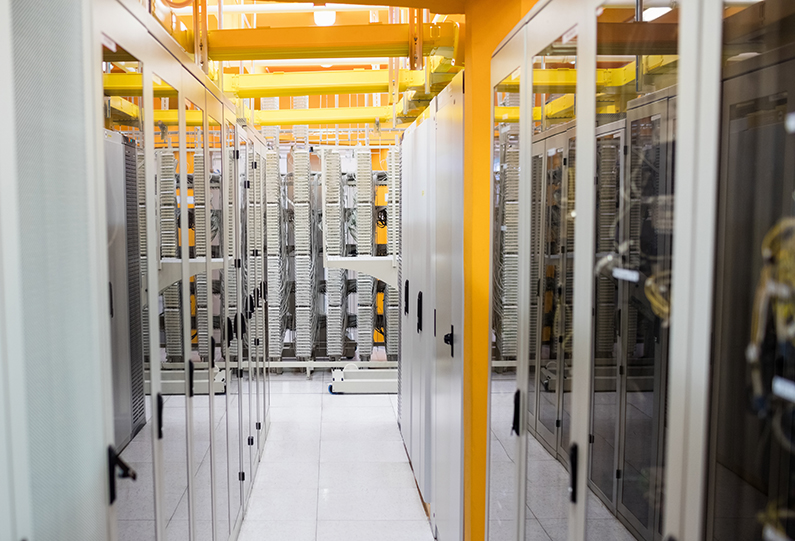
[
  {"left": 708, "top": 3, "right": 795, "bottom": 540},
  {"left": 225, "top": 121, "right": 243, "bottom": 529},
  {"left": 489, "top": 66, "right": 522, "bottom": 541},
  {"left": 585, "top": 5, "right": 679, "bottom": 539},
  {"left": 101, "top": 44, "right": 157, "bottom": 541}
]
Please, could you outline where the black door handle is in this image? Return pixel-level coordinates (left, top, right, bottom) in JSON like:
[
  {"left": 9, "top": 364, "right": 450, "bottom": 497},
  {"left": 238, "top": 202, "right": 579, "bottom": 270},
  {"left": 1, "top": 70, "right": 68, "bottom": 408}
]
[
  {"left": 511, "top": 390, "right": 520, "bottom": 435},
  {"left": 444, "top": 325, "right": 454, "bottom": 357},
  {"left": 156, "top": 392, "right": 164, "bottom": 439},
  {"left": 188, "top": 360, "right": 195, "bottom": 397},
  {"left": 417, "top": 292, "right": 423, "bottom": 332},
  {"left": 108, "top": 445, "right": 137, "bottom": 505},
  {"left": 569, "top": 443, "right": 578, "bottom": 503}
]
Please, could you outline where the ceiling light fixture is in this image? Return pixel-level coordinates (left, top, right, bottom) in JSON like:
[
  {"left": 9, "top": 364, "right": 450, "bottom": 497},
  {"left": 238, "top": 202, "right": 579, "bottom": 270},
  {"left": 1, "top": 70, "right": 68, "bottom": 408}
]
[
  {"left": 642, "top": 7, "right": 672, "bottom": 21},
  {"left": 314, "top": 10, "right": 337, "bottom": 26}
]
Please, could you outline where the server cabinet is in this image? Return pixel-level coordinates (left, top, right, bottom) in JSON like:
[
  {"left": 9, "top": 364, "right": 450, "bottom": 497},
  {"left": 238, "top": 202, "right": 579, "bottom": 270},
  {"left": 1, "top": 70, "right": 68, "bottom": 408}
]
[
  {"left": 709, "top": 38, "right": 795, "bottom": 541},
  {"left": 105, "top": 130, "right": 146, "bottom": 450},
  {"left": 401, "top": 108, "right": 437, "bottom": 503},
  {"left": 618, "top": 89, "right": 676, "bottom": 540},
  {"left": 529, "top": 122, "right": 576, "bottom": 461},
  {"left": 432, "top": 73, "right": 465, "bottom": 541}
]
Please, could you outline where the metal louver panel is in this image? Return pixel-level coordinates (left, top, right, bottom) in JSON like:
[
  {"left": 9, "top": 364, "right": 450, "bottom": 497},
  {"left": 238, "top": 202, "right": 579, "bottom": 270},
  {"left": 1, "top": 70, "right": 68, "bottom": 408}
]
[{"left": 159, "top": 151, "right": 177, "bottom": 257}]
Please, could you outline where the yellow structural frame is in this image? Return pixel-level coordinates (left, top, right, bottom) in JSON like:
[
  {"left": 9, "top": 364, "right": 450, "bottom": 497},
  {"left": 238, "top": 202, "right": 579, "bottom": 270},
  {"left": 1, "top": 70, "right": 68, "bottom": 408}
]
[
  {"left": 207, "top": 22, "right": 460, "bottom": 61},
  {"left": 253, "top": 106, "right": 394, "bottom": 126},
  {"left": 224, "top": 69, "right": 427, "bottom": 99},
  {"left": 103, "top": 73, "right": 177, "bottom": 97}
]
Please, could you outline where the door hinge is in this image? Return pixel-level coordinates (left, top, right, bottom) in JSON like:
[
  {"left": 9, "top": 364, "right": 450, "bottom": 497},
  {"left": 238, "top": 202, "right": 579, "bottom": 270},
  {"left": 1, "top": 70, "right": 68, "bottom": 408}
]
[
  {"left": 619, "top": 365, "right": 625, "bottom": 376},
  {"left": 589, "top": 434, "right": 595, "bottom": 444},
  {"left": 244, "top": 180, "right": 251, "bottom": 189},
  {"left": 623, "top": 145, "right": 628, "bottom": 156},
  {"left": 235, "top": 258, "right": 242, "bottom": 268},
  {"left": 239, "top": 471, "right": 245, "bottom": 482},
  {"left": 248, "top": 436, "right": 254, "bottom": 446},
  {"left": 256, "top": 422, "right": 262, "bottom": 430},
  {"left": 563, "top": 157, "right": 568, "bottom": 166},
  {"left": 555, "top": 419, "right": 561, "bottom": 428},
  {"left": 234, "top": 150, "right": 240, "bottom": 159},
  {"left": 616, "top": 469, "right": 622, "bottom": 479}
]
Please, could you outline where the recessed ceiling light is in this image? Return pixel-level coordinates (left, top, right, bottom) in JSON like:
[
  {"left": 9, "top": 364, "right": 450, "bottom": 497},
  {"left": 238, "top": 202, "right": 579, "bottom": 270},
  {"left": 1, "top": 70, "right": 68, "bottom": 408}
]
[
  {"left": 314, "top": 10, "right": 336, "bottom": 26},
  {"left": 321, "top": 64, "right": 333, "bottom": 68},
  {"left": 642, "top": 7, "right": 671, "bottom": 21}
]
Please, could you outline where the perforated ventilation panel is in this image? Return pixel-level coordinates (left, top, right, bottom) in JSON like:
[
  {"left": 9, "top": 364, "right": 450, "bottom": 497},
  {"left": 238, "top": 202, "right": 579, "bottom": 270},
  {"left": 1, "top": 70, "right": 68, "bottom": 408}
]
[{"left": 11, "top": 0, "right": 113, "bottom": 536}]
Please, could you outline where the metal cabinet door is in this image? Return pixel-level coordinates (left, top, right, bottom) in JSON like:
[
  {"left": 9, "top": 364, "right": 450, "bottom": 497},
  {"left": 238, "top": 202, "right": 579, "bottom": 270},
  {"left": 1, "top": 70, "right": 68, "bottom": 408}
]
[{"left": 432, "top": 73, "right": 465, "bottom": 541}]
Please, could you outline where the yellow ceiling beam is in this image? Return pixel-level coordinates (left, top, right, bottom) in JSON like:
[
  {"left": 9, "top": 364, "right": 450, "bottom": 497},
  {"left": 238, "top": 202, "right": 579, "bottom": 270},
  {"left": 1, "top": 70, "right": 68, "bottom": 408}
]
[
  {"left": 256, "top": 0, "right": 464, "bottom": 14},
  {"left": 207, "top": 22, "right": 459, "bottom": 61},
  {"left": 253, "top": 106, "right": 393, "bottom": 127},
  {"left": 108, "top": 97, "right": 216, "bottom": 127},
  {"left": 104, "top": 73, "right": 177, "bottom": 97},
  {"left": 225, "top": 69, "right": 426, "bottom": 99},
  {"left": 496, "top": 55, "right": 679, "bottom": 95}
]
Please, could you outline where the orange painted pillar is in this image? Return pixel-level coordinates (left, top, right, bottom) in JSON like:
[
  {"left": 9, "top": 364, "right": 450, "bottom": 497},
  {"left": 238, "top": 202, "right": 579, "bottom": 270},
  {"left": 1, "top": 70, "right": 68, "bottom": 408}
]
[{"left": 461, "top": 1, "right": 536, "bottom": 539}]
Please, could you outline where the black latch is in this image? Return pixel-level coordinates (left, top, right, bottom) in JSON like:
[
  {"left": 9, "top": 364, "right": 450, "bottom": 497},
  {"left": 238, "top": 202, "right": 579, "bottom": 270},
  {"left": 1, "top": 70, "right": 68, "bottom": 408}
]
[
  {"left": 245, "top": 180, "right": 251, "bottom": 189},
  {"left": 511, "top": 390, "right": 520, "bottom": 435},
  {"left": 235, "top": 258, "right": 242, "bottom": 268},
  {"left": 253, "top": 161, "right": 258, "bottom": 169},
  {"left": 417, "top": 292, "right": 423, "bottom": 333},
  {"left": 108, "top": 445, "right": 137, "bottom": 505},
  {"left": 256, "top": 422, "right": 262, "bottom": 430},
  {"left": 563, "top": 157, "right": 567, "bottom": 166},
  {"left": 558, "top": 335, "right": 563, "bottom": 344},
  {"left": 234, "top": 150, "right": 240, "bottom": 159},
  {"left": 444, "top": 325, "right": 454, "bottom": 357},
  {"left": 157, "top": 393, "right": 164, "bottom": 440},
  {"left": 248, "top": 436, "right": 254, "bottom": 446},
  {"left": 188, "top": 360, "right": 195, "bottom": 397},
  {"left": 239, "top": 472, "right": 245, "bottom": 482},
  {"left": 619, "top": 365, "right": 625, "bottom": 376},
  {"left": 569, "top": 443, "right": 578, "bottom": 503},
  {"left": 589, "top": 434, "right": 595, "bottom": 444},
  {"left": 404, "top": 280, "right": 410, "bottom": 315},
  {"left": 623, "top": 146, "right": 628, "bottom": 156},
  {"left": 616, "top": 469, "right": 622, "bottom": 479},
  {"left": 556, "top": 419, "right": 561, "bottom": 428},
  {"left": 254, "top": 339, "right": 260, "bottom": 346}
]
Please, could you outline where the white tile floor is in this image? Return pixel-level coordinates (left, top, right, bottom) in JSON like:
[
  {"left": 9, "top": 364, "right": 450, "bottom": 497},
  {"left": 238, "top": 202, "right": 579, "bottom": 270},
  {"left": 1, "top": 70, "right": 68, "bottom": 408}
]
[{"left": 239, "top": 370, "right": 435, "bottom": 541}]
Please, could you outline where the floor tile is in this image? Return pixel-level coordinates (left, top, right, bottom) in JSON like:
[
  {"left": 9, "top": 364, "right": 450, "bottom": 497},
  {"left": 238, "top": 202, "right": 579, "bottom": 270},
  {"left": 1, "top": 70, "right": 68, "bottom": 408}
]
[
  {"left": 318, "top": 462, "right": 416, "bottom": 491},
  {"left": 245, "top": 487, "right": 319, "bottom": 521},
  {"left": 265, "top": 420, "right": 322, "bottom": 441},
  {"left": 320, "top": 439, "right": 408, "bottom": 463},
  {"left": 238, "top": 520, "right": 316, "bottom": 541},
  {"left": 316, "top": 520, "right": 433, "bottom": 541},
  {"left": 254, "top": 462, "right": 320, "bottom": 491},
  {"left": 320, "top": 420, "right": 402, "bottom": 441},
  {"left": 321, "top": 406, "right": 398, "bottom": 424},
  {"left": 317, "top": 487, "right": 427, "bottom": 521},
  {"left": 261, "top": 440, "right": 320, "bottom": 463}
]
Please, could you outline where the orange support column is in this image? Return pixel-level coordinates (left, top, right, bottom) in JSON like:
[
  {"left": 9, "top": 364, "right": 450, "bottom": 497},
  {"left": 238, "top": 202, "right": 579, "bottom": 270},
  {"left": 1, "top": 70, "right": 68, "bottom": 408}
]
[{"left": 461, "top": 1, "right": 537, "bottom": 539}]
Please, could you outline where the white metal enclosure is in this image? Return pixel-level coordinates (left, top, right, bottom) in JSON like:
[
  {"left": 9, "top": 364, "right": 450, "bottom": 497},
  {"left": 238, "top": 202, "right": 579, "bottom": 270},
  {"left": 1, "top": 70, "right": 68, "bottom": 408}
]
[
  {"left": 401, "top": 106, "right": 438, "bottom": 503},
  {"left": 432, "top": 72, "right": 466, "bottom": 541}
]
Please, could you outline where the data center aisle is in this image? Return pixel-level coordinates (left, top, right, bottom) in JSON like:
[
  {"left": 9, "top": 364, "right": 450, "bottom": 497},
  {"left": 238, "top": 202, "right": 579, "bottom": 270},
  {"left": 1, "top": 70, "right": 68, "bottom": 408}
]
[{"left": 239, "top": 370, "right": 434, "bottom": 541}]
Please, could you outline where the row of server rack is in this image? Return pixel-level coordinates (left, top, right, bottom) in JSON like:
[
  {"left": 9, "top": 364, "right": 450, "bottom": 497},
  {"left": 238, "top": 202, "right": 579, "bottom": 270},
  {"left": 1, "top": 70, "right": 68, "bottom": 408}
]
[
  {"left": 102, "top": 53, "right": 402, "bottom": 538},
  {"left": 491, "top": 81, "right": 676, "bottom": 539}
]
